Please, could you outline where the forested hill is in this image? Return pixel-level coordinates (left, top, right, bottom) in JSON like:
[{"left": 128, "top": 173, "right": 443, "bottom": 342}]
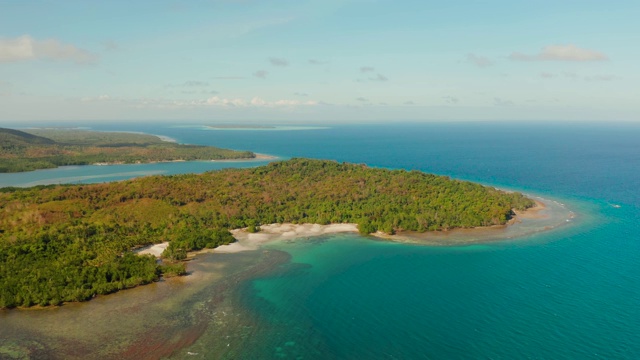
[
  {"left": 0, "top": 159, "right": 534, "bottom": 308},
  {"left": 0, "top": 128, "right": 255, "bottom": 173},
  {"left": 0, "top": 128, "right": 56, "bottom": 146}
]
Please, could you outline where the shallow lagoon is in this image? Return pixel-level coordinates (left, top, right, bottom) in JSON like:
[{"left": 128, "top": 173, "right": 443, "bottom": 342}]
[{"left": 0, "top": 159, "right": 276, "bottom": 188}]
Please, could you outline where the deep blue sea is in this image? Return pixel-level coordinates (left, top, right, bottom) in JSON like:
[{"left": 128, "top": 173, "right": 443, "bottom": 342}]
[{"left": 2, "top": 122, "right": 639, "bottom": 359}]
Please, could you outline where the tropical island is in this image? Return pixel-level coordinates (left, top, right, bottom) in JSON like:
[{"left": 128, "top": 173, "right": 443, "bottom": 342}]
[
  {"left": 0, "top": 127, "right": 255, "bottom": 173},
  {"left": 0, "top": 158, "right": 535, "bottom": 308}
]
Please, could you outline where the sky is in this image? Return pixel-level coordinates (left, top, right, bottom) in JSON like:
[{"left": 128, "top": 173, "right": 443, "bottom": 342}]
[{"left": 0, "top": 0, "right": 638, "bottom": 123}]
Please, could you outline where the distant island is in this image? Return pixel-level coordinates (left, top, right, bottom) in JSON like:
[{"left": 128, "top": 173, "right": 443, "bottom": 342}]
[
  {"left": 0, "top": 158, "right": 535, "bottom": 308},
  {"left": 0, "top": 128, "right": 255, "bottom": 173},
  {"left": 206, "top": 124, "right": 276, "bottom": 129}
]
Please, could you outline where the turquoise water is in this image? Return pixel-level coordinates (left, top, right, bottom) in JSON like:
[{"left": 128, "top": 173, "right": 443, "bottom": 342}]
[
  {"left": 1, "top": 122, "right": 639, "bottom": 358},
  {"left": 0, "top": 159, "right": 276, "bottom": 188},
  {"left": 241, "top": 214, "right": 636, "bottom": 359}
]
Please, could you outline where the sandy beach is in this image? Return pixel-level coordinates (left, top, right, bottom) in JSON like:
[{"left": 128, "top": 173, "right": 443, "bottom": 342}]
[
  {"left": 209, "top": 153, "right": 278, "bottom": 162},
  {"left": 137, "top": 198, "right": 565, "bottom": 258},
  {"left": 255, "top": 153, "right": 278, "bottom": 160},
  {"left": 135, "top": 242, "right": 169, "bottom": 257},
  {"left": 219, "top": 223, "right": 359, "bottom": 253},
  {"left": 511, "top": 199, "right": 547, "bottom": 220},
  {"left": 230, "top": 196, "right": 577, "bottom": 248},
  {"left": 134, "top": 224, "right": 358, "bottom": 257}
]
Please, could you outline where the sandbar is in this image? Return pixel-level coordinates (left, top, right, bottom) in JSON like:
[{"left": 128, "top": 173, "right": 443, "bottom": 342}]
[{"left": 209, "top": 153, "right": 278, "bottom": 162}]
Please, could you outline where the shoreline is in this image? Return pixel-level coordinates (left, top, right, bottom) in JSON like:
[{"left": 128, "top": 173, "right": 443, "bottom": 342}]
[
  {"left": 91, "top": 153, "right": 278, "bottom": 167},
  {"left": 509, "top": 199, "right": 548, "bottom": 222},
  {"left": 138, "top": 196, "right": 569, "bottom": 258},
  {"left": 382, "top": 197, "right": 575, "bottom": 246},
  {"left": 1, "top": 196, "right": 575, "bottom": 359},
  {"left": 225, "top": 198, "right": 564, "bottom": 249},
  {"left": 209, "top": 152, "right": 278, "bottom": 162},
  {"left": 135, "top": 223, "right": 359, "bottom": 257}
]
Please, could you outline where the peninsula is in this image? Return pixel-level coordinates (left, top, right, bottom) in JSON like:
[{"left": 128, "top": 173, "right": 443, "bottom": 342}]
[
  {"left": 0, "top": 128, "right": 255, "bottom": 173},
  {"left": 0, "top": 158, "right": 535, "bottom": 308}
]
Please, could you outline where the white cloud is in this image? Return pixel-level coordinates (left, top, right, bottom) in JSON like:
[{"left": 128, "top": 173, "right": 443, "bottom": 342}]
[
  {"left": 540, "top": 72, "right": 556, "bottom": 79},
  {"left": 269, "top": 57, "right": 289, "bottom": 67},
  {"left": 201, "top": 96, "right": 244, "bottom": 107},
  {"left": 250, "top": 97, "right": 267, "bottom": 106},
  {"left": 466, "top": 53, "right": 493, "bottom": 67},
  {"left": 356, "top": 72, "right": 389, "bottom": 83},
  {"left": 81, "top": 94, "right": 318, "bottom": 109},
  {"left": 510, "top": 44, "right": 608, "bottom": 62},
  {"left": 273, "top": 99, "right": 312, "bottom": 106},
  {"left": 369, "top": 73, "right": 388, "bottom": 82},
  {"left": 184, "top": 80, "right": 209, "bottom": 87},
  {"left": 356, "top": 67, "right": 389, "bottom": 82},
  {"left": 308, "top": 59, "right": 328, "bottom": 65},
  {"left": 356, "top": 97, "right": 368, "bottom": 102},
  {"left": 0, "top": 35, "right": 97, "bottom": 64},
  {"left": 183, "top": 80, "right": 209, "bottom": 87},
  {"left": 166, "top": 81, "right": 211, "bottom": 88},
  {"left": 206, "top": 96, "right": 317, "bottom": 107}
]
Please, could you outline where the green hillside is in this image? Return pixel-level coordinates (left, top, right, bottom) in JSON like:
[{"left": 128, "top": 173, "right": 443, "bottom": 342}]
[
  {"left": 0, "top": 128, "right": 255, "bottom": 173},
  {"left": 0, "top": 128, "right": 56, "bottom": 147},
  {"left": 0, "top": 158, "right": 534, "bottom": 308}
]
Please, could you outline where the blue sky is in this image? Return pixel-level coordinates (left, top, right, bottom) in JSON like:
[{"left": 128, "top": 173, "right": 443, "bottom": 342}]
[{"left": 0, "top": 0, "right": 638, "bottom": 123}]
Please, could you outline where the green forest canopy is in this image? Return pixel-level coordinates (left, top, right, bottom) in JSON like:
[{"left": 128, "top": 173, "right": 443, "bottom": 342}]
[
  {"left": 0, "top": 128, "right": 254, "bottom": 173},
  {"left": 0, "top": 158, "right": 534, "bottom": 308}
]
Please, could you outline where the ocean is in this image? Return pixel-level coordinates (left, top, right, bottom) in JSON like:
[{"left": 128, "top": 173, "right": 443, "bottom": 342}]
[{"left": 1, "top": 122, "right": 639, "bottom": 359}]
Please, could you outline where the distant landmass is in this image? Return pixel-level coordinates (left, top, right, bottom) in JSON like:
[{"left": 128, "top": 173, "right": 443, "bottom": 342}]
[
  {"left": 206, "top": 124, "right": 276, "bottom": 129},
  {"left": 0, "top": 128, "right": 255, "bottom": 173},
  {"left": 0, "top": 158, "right": 534, "bottom": 308}
]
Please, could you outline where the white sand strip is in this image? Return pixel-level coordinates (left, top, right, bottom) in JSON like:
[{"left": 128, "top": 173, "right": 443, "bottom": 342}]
[
  {"left": 134, "top": 224, "right": 359, "bottom": 257},
  {"left": 218, "top": 223, "right": 359, "bottom": 253},
  {"left": 137, "top": 200, "right": 549, "bottom": 257},
  {"left": 135, "top": 242, "right": 169, "bottom": 257}
]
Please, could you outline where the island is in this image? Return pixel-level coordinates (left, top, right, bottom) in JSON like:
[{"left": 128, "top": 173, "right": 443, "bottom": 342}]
[
  {"left": 0, "top": 158, "right": 535, "bottom": 308},
  {"left": 206, "top": 124, "right": 277, "bottom": 129},
  {"left": 0, "top": 127, "right": 255, "bottom": 173}
]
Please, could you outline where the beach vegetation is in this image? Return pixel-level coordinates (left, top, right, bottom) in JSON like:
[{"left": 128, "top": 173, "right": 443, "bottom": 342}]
[
  {"left": 246, "top": 220, "right": 260, "bottom": 233},
  {"left": 0, "top": 158, "right": 534, "bottom": 308}
]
